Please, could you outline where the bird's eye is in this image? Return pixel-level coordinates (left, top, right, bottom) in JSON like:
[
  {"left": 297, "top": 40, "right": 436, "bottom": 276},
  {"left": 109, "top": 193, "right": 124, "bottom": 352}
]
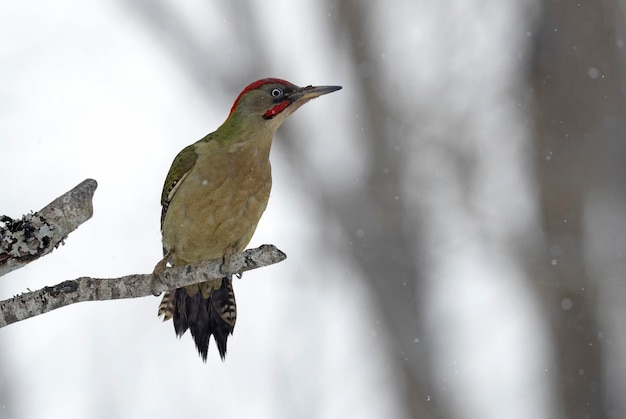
[{"left": 270, "top": 88, "right": 283, "bottom": 98}]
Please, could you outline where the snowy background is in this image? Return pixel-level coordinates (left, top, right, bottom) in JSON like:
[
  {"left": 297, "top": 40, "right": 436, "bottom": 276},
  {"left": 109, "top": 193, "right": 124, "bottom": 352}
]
[{"left": 2, "top": 1, "right": 625, "bottom": 418}]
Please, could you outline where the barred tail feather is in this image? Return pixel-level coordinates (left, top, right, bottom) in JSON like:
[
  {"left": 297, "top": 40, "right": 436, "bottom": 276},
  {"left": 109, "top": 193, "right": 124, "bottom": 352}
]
[
  {"left": 157, "top": 291, "right": 176, "bottom": 321},
  {"left": 161, "top": 277, "right": 237, "bottom": 361}
]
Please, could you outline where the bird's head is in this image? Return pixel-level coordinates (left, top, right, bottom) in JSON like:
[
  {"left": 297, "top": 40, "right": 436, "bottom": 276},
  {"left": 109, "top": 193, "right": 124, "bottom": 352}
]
[{"left": 228, "top": 78, "right": 342, "bottom": 129}]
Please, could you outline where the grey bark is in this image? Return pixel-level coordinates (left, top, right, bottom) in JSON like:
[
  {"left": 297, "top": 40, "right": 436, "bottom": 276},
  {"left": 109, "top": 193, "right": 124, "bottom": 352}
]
[
  {"left": 0, "top": 244, "right": 285, "bottom": 327},
  {"left": 0, "top": 179, "right": 97, "bottom": 277}
]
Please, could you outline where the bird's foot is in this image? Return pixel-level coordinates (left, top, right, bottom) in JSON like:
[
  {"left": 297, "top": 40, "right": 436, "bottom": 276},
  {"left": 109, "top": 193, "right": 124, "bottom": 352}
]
[
  {"left": 151, "top": 257, "right": 169, "bottom": 296},
  {"left": 220, "top": 254, "right": 232, "bottom": 277},
  {"left": 150, "top": 273, "right": 166, "bottom": 297}
]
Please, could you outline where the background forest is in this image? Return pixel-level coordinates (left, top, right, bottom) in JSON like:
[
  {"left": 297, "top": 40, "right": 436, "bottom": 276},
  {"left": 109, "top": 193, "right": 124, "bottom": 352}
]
[{"left": 1, "top": 1, "right": 625, "bottom": 418}]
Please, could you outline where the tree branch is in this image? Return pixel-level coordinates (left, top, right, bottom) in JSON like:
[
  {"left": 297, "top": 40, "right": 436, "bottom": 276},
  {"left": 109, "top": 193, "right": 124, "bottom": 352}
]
[
  {"left": 0, "top": 179, "right": 98, "bottom": 277},
  {"left": 0, "top": 244, "right": 286, "bottom": 328}
]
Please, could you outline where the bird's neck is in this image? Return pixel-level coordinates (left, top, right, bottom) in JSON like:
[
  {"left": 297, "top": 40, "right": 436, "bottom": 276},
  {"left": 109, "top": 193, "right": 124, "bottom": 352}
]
[
  {"left": 214, "top": 111, "right": 278, "bottom": 147},
  {"left": 194, "top": 112, "right": 276, "bottom": 166}
]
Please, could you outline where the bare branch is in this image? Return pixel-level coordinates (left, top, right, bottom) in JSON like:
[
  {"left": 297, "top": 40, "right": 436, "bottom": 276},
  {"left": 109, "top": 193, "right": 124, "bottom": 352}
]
[
  {"left": 0, "top": 179, "right": 98, "bottom": 277},
  {"left": 0, "top": 244, "right": 286, "bottom": 328}
]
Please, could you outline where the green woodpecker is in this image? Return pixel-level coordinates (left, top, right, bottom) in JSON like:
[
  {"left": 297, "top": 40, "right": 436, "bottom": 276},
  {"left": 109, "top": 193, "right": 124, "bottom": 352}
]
[{"left": 154, "top": 78, "right": 341, "bottom": 361}]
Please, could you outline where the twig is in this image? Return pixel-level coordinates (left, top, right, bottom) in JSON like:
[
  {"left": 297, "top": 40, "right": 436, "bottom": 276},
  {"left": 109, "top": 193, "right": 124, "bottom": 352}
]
[
  {"left": 0, "top": 179, "right": 98, "bottom": 277},
  {"left": 0, "top": 244, "right": 286, "bottom": 328}
]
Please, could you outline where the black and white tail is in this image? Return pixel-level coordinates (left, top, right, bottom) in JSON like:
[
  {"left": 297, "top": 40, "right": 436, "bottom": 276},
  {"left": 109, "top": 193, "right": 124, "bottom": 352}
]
[{"left": 158, "top": 276, "right": 237, "bottom": 361}]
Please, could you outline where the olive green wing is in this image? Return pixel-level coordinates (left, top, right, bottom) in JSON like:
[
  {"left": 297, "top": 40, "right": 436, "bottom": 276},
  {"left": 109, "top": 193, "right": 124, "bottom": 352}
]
[{"left": 160, "top": 143, "right": 198, "bottom": 230}]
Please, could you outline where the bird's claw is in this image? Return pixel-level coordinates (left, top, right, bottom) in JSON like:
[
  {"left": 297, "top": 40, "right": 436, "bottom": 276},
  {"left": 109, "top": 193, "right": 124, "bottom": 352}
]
[
  {"left": 220, "top": 254, "right": 232, "bottom": 277},
  {"left": 150, "top": 273, "right": 165, "bottom": 296},
  {"left": 151, "top": 256, "right": 169, "bottom": 296}
]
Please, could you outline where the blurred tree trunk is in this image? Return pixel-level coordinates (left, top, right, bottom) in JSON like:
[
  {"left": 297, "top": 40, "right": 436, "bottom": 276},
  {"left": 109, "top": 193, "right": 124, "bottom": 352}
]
[
  {"left": 328, "top": 1, "right": 440, "bottom": 418},
  {"left": 530, "top": 0, "right": 626, "bottom": 416}
]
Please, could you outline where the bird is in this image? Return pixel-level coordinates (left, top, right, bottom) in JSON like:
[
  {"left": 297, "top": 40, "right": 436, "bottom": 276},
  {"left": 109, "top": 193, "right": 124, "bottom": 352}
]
[{"left": 153, "top": 78, "right": 341, "bottom": 361}]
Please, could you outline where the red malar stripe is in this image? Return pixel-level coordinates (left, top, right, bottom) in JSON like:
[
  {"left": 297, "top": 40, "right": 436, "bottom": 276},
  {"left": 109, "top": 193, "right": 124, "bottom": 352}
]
[{"left": 263, "top": 100, "right": 290, "bottom": 119}]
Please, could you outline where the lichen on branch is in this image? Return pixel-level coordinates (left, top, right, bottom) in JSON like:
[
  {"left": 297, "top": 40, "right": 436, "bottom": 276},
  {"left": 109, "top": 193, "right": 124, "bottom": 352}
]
[{"left": 0, "top": 179, "right": 98, "bottom": 277}]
